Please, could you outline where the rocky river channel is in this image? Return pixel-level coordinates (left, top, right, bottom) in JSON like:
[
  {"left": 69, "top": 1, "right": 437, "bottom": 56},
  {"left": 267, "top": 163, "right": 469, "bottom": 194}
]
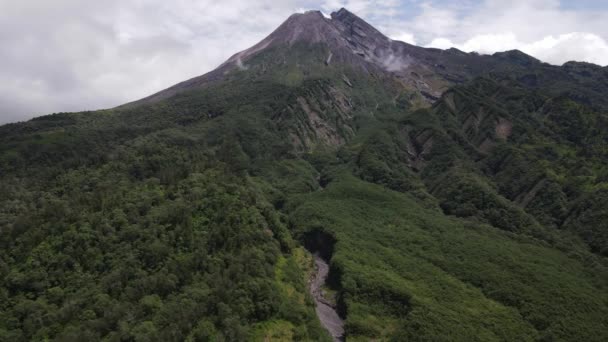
[{"left": 309, "top": 253, "right": 345, "bottom": 341}]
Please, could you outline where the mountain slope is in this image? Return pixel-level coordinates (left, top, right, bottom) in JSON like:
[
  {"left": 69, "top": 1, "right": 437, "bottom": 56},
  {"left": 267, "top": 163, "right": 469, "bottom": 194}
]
[
  {"left": 1, "top": 7, "right": 607, "bottom": 342},
  {"left": 122, "top": 9, "right": 518, "bottom": 107}
]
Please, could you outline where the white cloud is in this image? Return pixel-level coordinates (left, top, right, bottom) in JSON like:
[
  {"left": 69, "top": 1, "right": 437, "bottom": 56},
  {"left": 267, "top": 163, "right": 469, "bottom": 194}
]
[
  {"left": 0, "top": 0, "right": 607, "bottom": 124},
  {"left": 427, "top": 31, "right": 608, "bottom": 66},
  {"left": 321, "top": 0, "right": 374, "bottom": 15},
  {"left": 391, "top": 32, "right": 417, "bottom": 45},
  {"left": 0, "top": 0, "right": 301, "bottom": 123},
  {"left": 417, "top": 0, "right": 608, "bottom": 65},
  {"left": 525, "top": 33, "right": 608, "bottom": 65},
  {"left": 428, "top": 33, "right": 520, "bottom": 54},
  {"left": 321, "top": 0, "right": 401, "bottom": 19},
  {"left": 412, "top": 2, "right": 461, "bottom": 39}
]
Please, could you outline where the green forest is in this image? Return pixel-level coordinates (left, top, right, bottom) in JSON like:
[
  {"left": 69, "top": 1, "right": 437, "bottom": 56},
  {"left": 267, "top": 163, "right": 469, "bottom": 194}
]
[{"left": 1, "top": 38, "right": 608, "bottom": 341}]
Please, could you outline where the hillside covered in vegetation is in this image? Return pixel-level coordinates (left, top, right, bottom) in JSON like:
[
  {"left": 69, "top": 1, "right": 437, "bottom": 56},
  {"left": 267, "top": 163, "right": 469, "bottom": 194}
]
[{"left": 1, "top": 8, "right": 607, "bottom": 342}]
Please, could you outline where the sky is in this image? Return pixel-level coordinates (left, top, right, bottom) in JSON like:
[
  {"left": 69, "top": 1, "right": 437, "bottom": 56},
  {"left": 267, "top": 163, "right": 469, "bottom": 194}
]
[{"left": 1, "top": 0, "right": 607, "bottom": 124}]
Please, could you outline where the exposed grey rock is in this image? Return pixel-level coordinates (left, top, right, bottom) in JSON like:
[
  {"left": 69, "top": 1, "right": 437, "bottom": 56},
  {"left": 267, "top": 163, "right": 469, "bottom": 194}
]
[
  {"left": 325, "top": 52, "right": 333, "bottom": 66},
  {"left": 342, "top": 74, "right": 353, "bottom": 87}
]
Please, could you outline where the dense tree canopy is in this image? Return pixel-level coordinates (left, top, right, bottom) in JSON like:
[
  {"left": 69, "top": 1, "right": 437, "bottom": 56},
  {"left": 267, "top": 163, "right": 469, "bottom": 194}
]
[{"left": 1, "top": 41, "right": 607, "bottom": 341}]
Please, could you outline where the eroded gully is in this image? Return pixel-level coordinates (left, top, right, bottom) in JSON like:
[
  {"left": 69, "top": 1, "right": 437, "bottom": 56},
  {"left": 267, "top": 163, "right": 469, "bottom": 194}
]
[{"left": 309, "top": 253, "right": 344, "bottom": 341}]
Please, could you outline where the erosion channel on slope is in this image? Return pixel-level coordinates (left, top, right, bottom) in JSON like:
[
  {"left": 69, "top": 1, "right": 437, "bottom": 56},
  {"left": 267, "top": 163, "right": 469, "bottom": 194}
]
[{"left": 304, "top": 230, "right": 345, "bottom": 341}]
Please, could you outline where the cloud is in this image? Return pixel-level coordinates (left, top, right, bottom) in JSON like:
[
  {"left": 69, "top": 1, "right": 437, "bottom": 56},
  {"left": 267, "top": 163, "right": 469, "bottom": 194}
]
[
  {"left": 391, "top": 32, "right": 417, "bottom": 45},
  {"left": 429, "top": 32, "right": 608, "bottom": 66},
  {"left": 0, "top": 0, "right": 301, "bottom": 124},
  {"left": 0, "top": 0, "right": 607, "bottom": 124},
  {"left": 526, "top": 33, "right": 608, "bottom": 65},
  {"left": 417, "top": 0, "right": 608, "bottom": 65}
]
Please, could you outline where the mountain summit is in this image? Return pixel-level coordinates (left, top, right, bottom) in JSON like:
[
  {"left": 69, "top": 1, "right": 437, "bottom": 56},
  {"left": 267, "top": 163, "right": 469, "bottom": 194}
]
[
  {"left": 128, "top": 8, "right": 608, "bottom": 109},
  {"left": 127, "top": 8, "right": 480, "bottom": 106}
]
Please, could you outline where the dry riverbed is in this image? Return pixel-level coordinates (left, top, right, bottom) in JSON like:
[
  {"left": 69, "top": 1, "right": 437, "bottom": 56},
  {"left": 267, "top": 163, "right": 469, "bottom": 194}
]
[{"left": 309, "top": 253, "right": 344, "bottom": 341}]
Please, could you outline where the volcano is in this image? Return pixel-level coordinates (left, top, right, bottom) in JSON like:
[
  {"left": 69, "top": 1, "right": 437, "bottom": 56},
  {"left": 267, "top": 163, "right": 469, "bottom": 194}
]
[{"left": 128, "top": 8, "right": 546, "bottom": 107}]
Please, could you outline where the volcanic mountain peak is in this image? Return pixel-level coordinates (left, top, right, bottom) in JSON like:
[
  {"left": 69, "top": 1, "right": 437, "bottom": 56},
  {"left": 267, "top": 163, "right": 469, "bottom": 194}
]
[
  {"left": 257, "top": 10, "right": 338, "bottom": 46},
  {"left": 222, "top": 9, "right": 341, "bottom": 66},
  {"left": 224, "top": 7, "right": 394, "bottom": 67},
  {"left": 254, "top": 8, "right": 390, "bottom": 47},
  {"left": 124, "top": 7, "right": 546, "bottom": 108},
  {"left": 124, "top": 8, "right": 409, "bottom": 107}
]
